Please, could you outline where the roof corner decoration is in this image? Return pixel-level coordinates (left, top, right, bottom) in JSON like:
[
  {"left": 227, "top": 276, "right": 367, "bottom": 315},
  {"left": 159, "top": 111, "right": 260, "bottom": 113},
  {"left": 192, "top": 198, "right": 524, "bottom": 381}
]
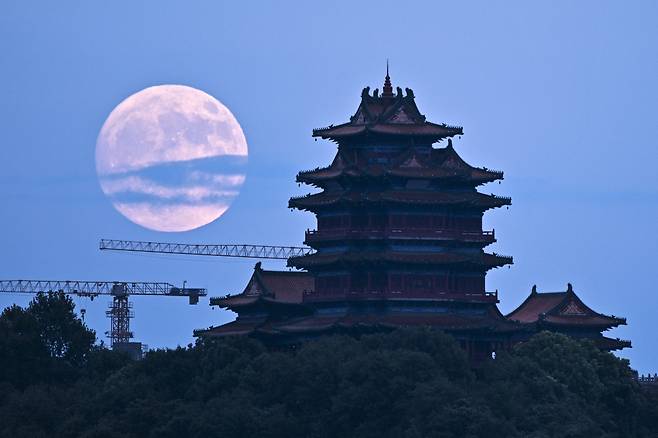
[{"left": 312, "top": 70, "right": 462, "bottom": 141}]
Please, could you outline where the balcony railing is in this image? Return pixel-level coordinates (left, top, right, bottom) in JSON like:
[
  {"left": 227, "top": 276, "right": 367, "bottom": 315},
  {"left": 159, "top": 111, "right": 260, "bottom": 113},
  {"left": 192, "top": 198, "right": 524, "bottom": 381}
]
[
  {"left": 305, "top": 227, "right": 496, "bottom": 243},
  {"left": 485, "top": 290, "right": 498, "bottom": 299},
  {"left": 302, "top": 290, "right": 499, "bottom": 303}
]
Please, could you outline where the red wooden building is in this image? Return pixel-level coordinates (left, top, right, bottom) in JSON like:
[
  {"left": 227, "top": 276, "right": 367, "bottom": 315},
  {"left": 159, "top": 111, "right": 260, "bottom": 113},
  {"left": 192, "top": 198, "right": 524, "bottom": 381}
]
[
  {"left": 197, "top": 72, "right": 629, "bottom": 358},
  {"left": 507, "top": 284, "right": 630, "bottom": 351}
]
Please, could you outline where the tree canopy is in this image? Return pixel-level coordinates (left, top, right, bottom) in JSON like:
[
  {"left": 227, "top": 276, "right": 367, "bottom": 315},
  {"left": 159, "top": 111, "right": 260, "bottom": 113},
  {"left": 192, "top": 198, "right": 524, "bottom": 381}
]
[
  {"left": 0, "top": 292, "right": 96, "bottom": 389},
  {"left": 0, "top": 296, "right": 656, "bottom": 438}
]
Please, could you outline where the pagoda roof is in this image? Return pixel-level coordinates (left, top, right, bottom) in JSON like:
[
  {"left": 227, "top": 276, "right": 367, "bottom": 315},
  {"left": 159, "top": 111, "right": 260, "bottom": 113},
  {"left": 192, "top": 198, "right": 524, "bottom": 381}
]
[
  {"left": 288, "top": 250, "right": 512, "bottom": 270},
  {"left": 274, "top": 310, "right": 513, "bottom": 334},
  {"left": 297, "top": 140, "right": 503, "bottom": 186},
  {"left": 506, "top": 284, "right": 626, "bottom": 329},
  {"left": 199, "top": 304, "right": 524, "bottom": 338},
  {"left": 313, "top": 122, "right": 462, "bottom": 141},
  {"left": 210, "top": 262, "right": 312, "bottom": 308},
  {"left": 289, "top": 189, "right": 511, "bottom": 211},
  {"left": 312, "top": 73, "right": 462, "bottom": 142},
  {"left": 595, "top": 336, "right": 632, "bottom": 351},
  {"left": 296, "top": 151, "right": 359, "bottom": 182},
  {"left": 389, "top": 143, "right": 503, "bottom": 183},
  {"left": 195, "top": 317, "right": 266, "bottom": 337}
]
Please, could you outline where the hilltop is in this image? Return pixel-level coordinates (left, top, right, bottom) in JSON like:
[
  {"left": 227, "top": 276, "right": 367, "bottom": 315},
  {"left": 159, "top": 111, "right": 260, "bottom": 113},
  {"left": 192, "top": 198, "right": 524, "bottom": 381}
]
[{"left": 1, "top": 293, "right": 656, "bottom": 438}]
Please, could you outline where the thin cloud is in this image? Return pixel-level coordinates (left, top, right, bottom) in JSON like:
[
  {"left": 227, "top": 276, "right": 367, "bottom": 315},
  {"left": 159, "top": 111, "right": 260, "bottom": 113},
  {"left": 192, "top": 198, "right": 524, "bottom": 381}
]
[
  {"left": 100, "top": 175, "right": 241, "bottom": 202},
  {"left": 188, "top": 171, "right": 246, "bottom": 187}
]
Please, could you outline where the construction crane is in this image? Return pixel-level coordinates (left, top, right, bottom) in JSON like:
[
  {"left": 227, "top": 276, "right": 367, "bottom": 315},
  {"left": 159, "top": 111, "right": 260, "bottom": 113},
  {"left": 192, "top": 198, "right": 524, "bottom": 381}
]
[
  {"left": 0, "top": 280, "right": 206, "bottom": 358},
  {"left": 94, "top": 239, "right": 310, "bottom": 354},
  {"left": 99, "top": 238, "right": 313, "bottom": 260}
]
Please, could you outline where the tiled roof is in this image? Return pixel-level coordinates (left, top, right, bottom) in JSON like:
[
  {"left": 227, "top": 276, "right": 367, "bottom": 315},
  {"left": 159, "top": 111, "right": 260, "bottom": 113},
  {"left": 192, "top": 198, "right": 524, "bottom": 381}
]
[
  {"left": 289, "top": 189, "right": 511, "bottom": 211},
  {"left": 313, "top": 123, "right": 462, "bottom": 139},
  {"left": 258, "top": 269, "right": 314, "bottom": 303},
  {"left": 210, "top": 263, "right": 313, "bottom": 308},
  {"left": 506, "top": 284, "right": 626, "bottom": 329},
  {"left": 211, "top": 295, "right": 260, "bottom": 307},
  {"left": 297, "top": 142, "right": 503, "bottom": 186},
  {"left": 198, "top": 304, "right": 523, "bottom": 338},
  {"left": 506, "top": 292, "right": 565, "bottom": 323},
  {"left": 595, "top": 336, "right": 632, "bottom": 351},
  {"left": 195, "top": 317, "right": 266, "bottom": 337},
  {"left": 311, "top": 81, "right": 462, "bottom": 142},
  {"left": 273, "top": 304, "right": 519, "bottom": 334},
  {"left": 288, "top": 251, "right": 512, "bottom": 270}
]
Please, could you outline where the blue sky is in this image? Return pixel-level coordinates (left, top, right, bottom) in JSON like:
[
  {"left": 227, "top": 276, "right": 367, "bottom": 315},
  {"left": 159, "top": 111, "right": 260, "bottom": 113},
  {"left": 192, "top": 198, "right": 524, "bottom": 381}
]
[{"left": 1, "top": 1, "right": 656, "bottom": 372}]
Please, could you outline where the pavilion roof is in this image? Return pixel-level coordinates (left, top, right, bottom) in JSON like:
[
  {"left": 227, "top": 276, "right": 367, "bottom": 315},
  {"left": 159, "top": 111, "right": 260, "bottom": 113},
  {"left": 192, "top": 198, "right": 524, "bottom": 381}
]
[
  {"left": 210, "top": 262, "right": 312, "bottom": 308},
  {"left": 273, "top": 311, "right": 511, "bottom": 334},
  {"left": 388, "top": 145, "right": 503, "bottom": 183},
  {"left": 312, "top": 73, "right": 462, "bottom": 142},
  {"left": 198, "top": 304, "right": 524, "bottom": 338},
  {"left": 297, "top": 140, "right": 503, "bottom": 187},
  {"left": 595, "top": 336, "right": 632, "bottom": 351},
  {"left": 289, "top": 189, "right": 511, "bottom": 211},
  {"left": 506, "top": 284, "right": 626, "bottom": 329},
  {"left": 287, "top": 250, "right": 512, "bottom": 270},
  {"left": 313, "top": 123, "right": 462, "bottom": 141},
  {"left": 195, "top": 317, "right": 266, "bottom": 337}
]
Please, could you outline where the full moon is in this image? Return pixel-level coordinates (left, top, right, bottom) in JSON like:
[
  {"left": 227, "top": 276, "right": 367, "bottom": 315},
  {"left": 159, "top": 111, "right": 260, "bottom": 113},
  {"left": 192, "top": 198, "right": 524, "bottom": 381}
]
[{"left": 95, "top": 85, "right": 248, "bottom": 232}]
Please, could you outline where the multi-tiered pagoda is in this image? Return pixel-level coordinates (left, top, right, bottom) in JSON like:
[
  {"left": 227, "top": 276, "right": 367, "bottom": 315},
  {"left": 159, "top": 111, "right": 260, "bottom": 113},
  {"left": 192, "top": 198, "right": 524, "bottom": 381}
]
[
  {"left": 197, "top": 71, "right": 629, "bottom": 359},
  {"left": 289, "top": 70, "right": 511, "bottom": 304}
]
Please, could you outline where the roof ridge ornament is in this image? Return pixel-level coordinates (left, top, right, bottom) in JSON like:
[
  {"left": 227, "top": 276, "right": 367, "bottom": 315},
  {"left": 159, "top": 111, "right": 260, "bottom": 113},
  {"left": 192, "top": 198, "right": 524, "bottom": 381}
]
[
  {"left": 382, "top": 60, "right": 394, "bottom": 97},
  {"left": 531, "top": 284, "right": 537, "bottom": 294}
]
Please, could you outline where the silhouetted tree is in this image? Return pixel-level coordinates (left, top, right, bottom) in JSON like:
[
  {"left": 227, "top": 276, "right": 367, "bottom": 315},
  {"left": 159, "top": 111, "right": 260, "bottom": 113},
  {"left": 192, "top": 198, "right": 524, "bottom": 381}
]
[
  {"left": 27, "top": 292, "right": 95, "bottom": 364},
  {"left": 1, "top": 305, "right": 656, "bottom": 438},
  {"left": 0, "top": 292, "right": 95, "bottom": 388}
]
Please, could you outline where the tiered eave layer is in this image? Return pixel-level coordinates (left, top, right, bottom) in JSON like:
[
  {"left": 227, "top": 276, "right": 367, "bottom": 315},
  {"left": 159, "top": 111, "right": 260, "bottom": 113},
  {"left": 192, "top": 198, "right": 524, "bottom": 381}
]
[
  {"left": 288, "top": 251, "right": 512, "bottom": 270},
  {"left": 297, "top": 146, "right": 503, "bottom": 187},
  {"left": 289, "top": 190, "right": 511, "bottom": 211},
  {"left": 197, "top": 305, "right": 523, "bottom": 339},
  {"left": 312, "top": 122, "right": 463, "bottom": 141},
  {"left": 311, "top": 87, "right": 462, "bottom": 142}
]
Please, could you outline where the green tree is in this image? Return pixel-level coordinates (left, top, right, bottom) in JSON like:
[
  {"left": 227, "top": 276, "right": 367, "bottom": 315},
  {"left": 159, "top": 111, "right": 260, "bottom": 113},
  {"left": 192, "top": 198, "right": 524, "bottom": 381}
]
[
  {"left": 1, "top": 319, "right": 657, "bottom": 438},
  {"left": 0, "top": 292, "right": 95, "bottom": 388},
  {"left": 27, "top": 292, "right": 95, "bottom": 365},
  {"left": 481, "top": 332, "right": 651, "bottom": 437}
]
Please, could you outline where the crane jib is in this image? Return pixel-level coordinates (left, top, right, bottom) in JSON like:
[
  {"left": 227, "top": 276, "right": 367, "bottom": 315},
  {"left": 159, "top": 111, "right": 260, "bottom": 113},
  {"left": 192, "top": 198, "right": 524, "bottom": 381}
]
[
  {"left": 99, "top": 239, "right": 313, "bottom": 260},
  {"left": 0, "top": 280, "right": 207, "bottom": 298}
]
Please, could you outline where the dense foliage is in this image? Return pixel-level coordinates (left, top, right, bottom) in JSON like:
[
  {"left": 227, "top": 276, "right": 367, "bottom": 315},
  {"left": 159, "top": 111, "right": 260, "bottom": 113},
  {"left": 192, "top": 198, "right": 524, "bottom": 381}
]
[
  {"left": 0, "top": 293, "right": 97, "bottom": 389},
  {"left": 0, "top": 294, "right": 656, "bottom": 438}
]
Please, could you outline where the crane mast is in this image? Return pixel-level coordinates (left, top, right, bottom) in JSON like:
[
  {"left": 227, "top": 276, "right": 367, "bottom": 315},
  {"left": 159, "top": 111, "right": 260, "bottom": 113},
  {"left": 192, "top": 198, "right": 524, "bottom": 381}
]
[{"left": 99, "top": 238, "right": 312, "bottom": 260}]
